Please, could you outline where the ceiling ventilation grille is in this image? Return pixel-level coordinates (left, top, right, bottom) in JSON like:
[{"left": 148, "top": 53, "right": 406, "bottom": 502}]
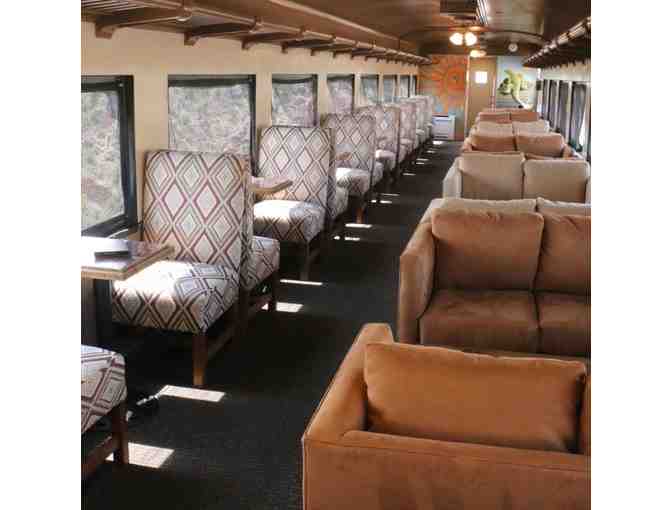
[{"left": 439, "top": 1, "right": 478, "bottom": 19}]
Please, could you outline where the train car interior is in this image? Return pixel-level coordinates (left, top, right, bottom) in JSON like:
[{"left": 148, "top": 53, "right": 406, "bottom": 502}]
[{"left": 5, "top": 1, "right": 672, "bottom": 509}]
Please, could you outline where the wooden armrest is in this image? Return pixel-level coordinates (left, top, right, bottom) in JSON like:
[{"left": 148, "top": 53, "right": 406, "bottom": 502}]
[
  {"left": 336, "top": 152, "right": 352, "bottom": 163},
  {"left": 251, "top": 176, "right": 293, "bottom": 196}
]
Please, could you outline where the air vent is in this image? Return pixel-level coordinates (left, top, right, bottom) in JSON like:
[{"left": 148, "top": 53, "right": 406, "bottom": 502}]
[{"left": 439, "top": 1, "right": 478, "bottom": 18}]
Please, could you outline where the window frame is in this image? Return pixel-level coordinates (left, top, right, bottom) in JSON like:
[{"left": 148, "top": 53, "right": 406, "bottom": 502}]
[
  {"left": 81, "top": 76, "right": 137, "bottom": 238},
  {"left": 167, "top": 74, "right": 257, "bottom": 166},
  {"left": 326, "top": 73, "right": 355, "bottom": 114},
  {"left": 569, "top": 81, "right": 588, "bottom": 151},
  {"left": 271, "top": 74, "right": 318, "bottom": 127}
]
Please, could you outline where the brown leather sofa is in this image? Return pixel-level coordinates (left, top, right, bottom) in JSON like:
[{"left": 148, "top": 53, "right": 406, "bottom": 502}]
[
  {"left": 303, "top": 323, "right": 590, "bottom": 510},
  {"left": 398, "top": 209, "right": 590, "bottom": 359}
]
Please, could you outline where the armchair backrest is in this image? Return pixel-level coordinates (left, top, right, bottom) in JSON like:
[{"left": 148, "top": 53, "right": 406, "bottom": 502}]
[
  {"left": 257, "top": 126, "right": 335, "bottom": 218},
  {"left": 355, "top": 105, "right": 400, "bottom": 155},
  {"left": 143, "top": 150, "right": 250, "bottom": 272},
  {"left": 321, "top": 113, "right": 376, "bottom": 177},
  {"left": 410, "top": 96, "right": 430, "bottom": 129},
  {"left": 398, "top": 101, "right": 417, "bottom": 143}
]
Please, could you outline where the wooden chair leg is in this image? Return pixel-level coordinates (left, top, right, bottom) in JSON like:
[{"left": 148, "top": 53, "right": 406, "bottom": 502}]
[
  {"left": 192, "top": 333, "right": 208, "bottom": 387},
  {"left": 110, "top": 402, "right": 129, "bottom": 466},
  {"left": 269, "top": 271, "right": 279, "bottom": 312},
  {"left": 299, "top": 243, "right": 311, "bottom": 281},
  {"left": 236, "top": 289, "right": 250, "bottom": 342},
  {"left": 355, "top": 196, "right": 365, "bottom": 224}
]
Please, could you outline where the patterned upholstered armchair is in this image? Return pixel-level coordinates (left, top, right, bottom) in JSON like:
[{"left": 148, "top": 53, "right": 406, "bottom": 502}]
[
  {"left": 410, "top": 96, "right": 431, "bottom": 146},
  {"left": 321, "top": 114, "right": 376, "bottom": 224},
  {"left": 398, "top": 101, "right": 418, "bottom": 171},
  {"left": 112, "top": 150, "right": 250, "bottom": 387},
  {"left": 253, "top": 126, "right": 335, "bottom": 280},
  {"left": 356, "top": 104, "right": 400, "bottom": 188}
]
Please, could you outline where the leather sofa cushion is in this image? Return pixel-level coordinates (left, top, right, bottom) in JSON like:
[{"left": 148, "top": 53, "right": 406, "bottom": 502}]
[
  {"left": 419, "top": 289, "right": 539, "bottom": 352},
  {"left": 431, "top": 209, "right": 544, "bottom": 290},
  {"left": 513, "top": 120, "right": 550, "bottom": 135},
  {"left": 516, "top": 133, "right": 565, "bottom": 157},
  {"left": 364, "top": 343, "right": 586, "bottom": 452},
  {"left": 523, "top": 160, "right": 589, "bottom": 203},
  {"left": 580, "top": 376, "right": 591, "bottom": 455},
  {"left": 439, "top": 197, "right": 537, "bottom": 214},
  {"left": 460, "top": 152, "right": 524, "bottom": 200},
  {"left": 537, "top": 198, "right": 591, "bottom": 216},
  {"left": 477, "top": 112, "right": 511, "bottom": 123},
  {"left": 470, "top": 133, "right": 517, "bottom": 153},
  {"left": 510, "top": 110, "right": 540, "bottom": 122},
  {"left": 536, "top": 214, "right": 591, "bottom": 294},
  {"left": 536, "top": 292, "right": 591, "bottom": 357},
  {"left": 475, "top": 121, "right": 514, "bottom": 135}
]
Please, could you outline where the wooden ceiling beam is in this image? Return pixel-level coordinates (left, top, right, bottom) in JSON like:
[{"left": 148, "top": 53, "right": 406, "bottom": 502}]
[
  {"left": 95, "top": 2, "right": 194, "bottom": 39},
  {"left": 311, "top": 43, "right": 356, "bottom": 56},
  {"left": 184, "top": 19, "right": 263, "bottom": 46},
  {"left": 241, "top": 29, "right": 306, "bottom": 50},
  {"left": 281, "top": 36, "right": 335, "bottom": 53}
]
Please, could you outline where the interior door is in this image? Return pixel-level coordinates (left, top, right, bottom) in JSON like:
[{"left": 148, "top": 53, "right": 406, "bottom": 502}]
[{"left": 465, "top": 57, "right": 497, "bottom": 134}]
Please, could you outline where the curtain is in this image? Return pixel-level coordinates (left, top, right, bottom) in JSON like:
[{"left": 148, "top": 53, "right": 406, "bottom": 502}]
[
  {"left": 569, "top": 83, "right": 587, "bottom": 149},
  {"left": 272, "top": 75, "right": 317, "bottom": 126},
  {"left": 81, "top": 89, "right": 124, "bottom": 230},
  {"left": 557, "top": 81, "right": 571, "bottom": 138},
  {"left": 548, "top": 81, "right": 558, "bottom": 129}
]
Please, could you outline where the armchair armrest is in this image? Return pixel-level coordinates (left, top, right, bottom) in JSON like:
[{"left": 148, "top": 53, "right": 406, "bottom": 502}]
[
  {"left": 397, "top": 223, "right": 435, "bottom": 344},
  {"left": 442, "top": 158, "right": 462, "bottom": 198},
  {"left": 335, "top": 152, "right": 353, "bottom": 164},
  {"left": 562, "top": 145, "right": 581, "bottom": 159},
  {"left": 251, "top": 176, "right": 293, "bottom": 196},
  {"left": 303, "top": 323, "right": 393, "bottom": 444}
]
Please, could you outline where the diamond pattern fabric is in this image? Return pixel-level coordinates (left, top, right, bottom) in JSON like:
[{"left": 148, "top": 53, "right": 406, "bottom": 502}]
[
  {"left": 334, "top": 186, "right": 349, "bottom": 217},
  {"left": 336, "top": 168, "right": 371, "bottom": 197},
  {"left": 356, "top": 105, "right": 400, "bottom": 155},
  {"left": 112, "top": 261, "right": 239, "bottom": 333},
  {"left": 244, "top": 236, "right": 280, "bottom": 291},
  {"left": 321, "top": 114, "right": 376, "bottom": 187},
  {"left": 254, "top": 200, "right": 325, "bottom": 244},
  {"left": 81, "top": 345, "right": 127, "bottom": 434},
  {"left": 398, "top": 102, "right": 418, "bottom": 151}
]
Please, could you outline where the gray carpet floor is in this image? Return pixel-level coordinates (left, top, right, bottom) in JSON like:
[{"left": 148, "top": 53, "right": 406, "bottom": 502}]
[{"left": 82, "top": 140, "right": 460, "bottom": 510}]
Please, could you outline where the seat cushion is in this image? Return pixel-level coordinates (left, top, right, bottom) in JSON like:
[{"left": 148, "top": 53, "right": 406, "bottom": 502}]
[
  {"left": 523, "top": 160, "right": 590, "bottom": 203},
  {"left": 431, "top": 209, "right": 544, "bottom": 290},
  {"left": 375, "top": 149, "right": 396, "bottom": 172},
  {"left": 373, "top": 161, "right": 384, "bottom": 185},
  {"left": 112, "top": 260, "right": 238, "bottom": 334},
  {"left": 469, "top": 133, "right": 517, "bottom": 153},
  {"left": 253, "top": 199, "right": 325, "bottom": 244},
  {"left": 536, "top": 292, "right": 591, "bottom": 357},
  {"left": 474, "top": 121, "right": 514, "bottom": 136},
  {"left": 420, "top": 289, "right": 540, "bottom": 352},
  {"left": 510, "top": 110, "right": 540, "bottom": 122},
  {"left": 537, "top": 197, "right": 591, "bottom": 216},
  {"left": 81, "top": 345, "right": 127, "bottom": 434},
  {"left": 516, "top": 133, "right": 565, "bottom": 158},
  {"left": 438, "top": 197, "right": 537, "bottom": 214},
  {"left": 333, "top": 186, "right": 349, "bottom": 217},
  {"left": 336, "top": 167, "right": 371, "bottom": 197},
  {"left": 243, "top": 236, "right": 280, "bottom": 291},
  {"left": 477, "top": 112, "right": 511, "bottom": 123},
  {"left": 365, "top": 342, "right": 586, "bottom": 452},
  {"left": 459, "top": 152, "right": 525, "bottom": 200},
  {"left": 536, "top": 214, "right": 591, "bottom": 294}
]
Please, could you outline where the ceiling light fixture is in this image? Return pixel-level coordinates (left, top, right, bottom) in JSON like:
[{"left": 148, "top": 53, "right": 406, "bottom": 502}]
[
  {"left": 464, "top": 32, "right": 478, "bottom": 46},
  {"left": 449, "top": 32, "right": 464, "bottom": 45},
  {"left": 470, "top": 49, "right": 487, "bottom": 58}
]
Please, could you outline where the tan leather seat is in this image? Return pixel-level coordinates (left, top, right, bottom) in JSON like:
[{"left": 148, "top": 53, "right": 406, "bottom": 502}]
[
  {"left": 536, "top": 292, "right": 590, "bottom": 357},
  {"left": 419, "top": 289, "right": 539, "bottom": 352}
]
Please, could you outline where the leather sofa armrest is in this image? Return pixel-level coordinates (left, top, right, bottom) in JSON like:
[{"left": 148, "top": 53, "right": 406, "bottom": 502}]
[
  {"left": 585, "top": 176, "right": 591, "bottom": 204},
  {"left": 562, "top": 145, "right": 580, "bottom": 159},
  {"left": 397, "top": 223, "right": 435, "bottom": 344},
  {"left": 443, "top": 158, "right": 462, "bottom": 198},
  {"left": 303, "top": 323, "right": 393, "bottom": 444}
]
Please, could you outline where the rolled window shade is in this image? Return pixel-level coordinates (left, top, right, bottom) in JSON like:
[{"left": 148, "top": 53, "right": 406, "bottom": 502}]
[{"left": 272, "top": 75, "right": 317, "bottom": 127}]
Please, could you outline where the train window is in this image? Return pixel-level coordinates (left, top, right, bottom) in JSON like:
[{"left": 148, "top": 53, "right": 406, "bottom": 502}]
[
  {"left": 399, "top": 75, "right": 410, "bottom": 98},
  {"left": 557, "top": 81, "right": 571, "bottom": 138},
  {"left": 383, "top": 75, "right": 397, "bottom": 102},
  {"left": 327, "top": 74, "right": 355, "bottom": 114},
  {"left": 548, "top": 81, "right": 558, "bottom": 129},
  {"left": 541, "top": 80, "right": 549, "bottom": 119},
  {"left": 411, "top": 75, "right": 417, "bottom": 95},
  {"left": 569, "top": 83, "right": 588, "bottom": 150},
  {"left": 272, "top": 74, "right": 318, "bottom": 126},
  {"left": 81, "top": 76, "right": 136, "bottom": 236},
  {"left": 361, "top": 75, "right": 379, "bottom": 105},
  {"left": 168, "top": 75, "right": 255, "bottom": 159}
]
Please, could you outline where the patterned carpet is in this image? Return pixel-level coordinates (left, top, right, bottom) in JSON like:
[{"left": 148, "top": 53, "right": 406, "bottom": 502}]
[{"left": 82, "top": 140, "right": 461, "bottom": 510}]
